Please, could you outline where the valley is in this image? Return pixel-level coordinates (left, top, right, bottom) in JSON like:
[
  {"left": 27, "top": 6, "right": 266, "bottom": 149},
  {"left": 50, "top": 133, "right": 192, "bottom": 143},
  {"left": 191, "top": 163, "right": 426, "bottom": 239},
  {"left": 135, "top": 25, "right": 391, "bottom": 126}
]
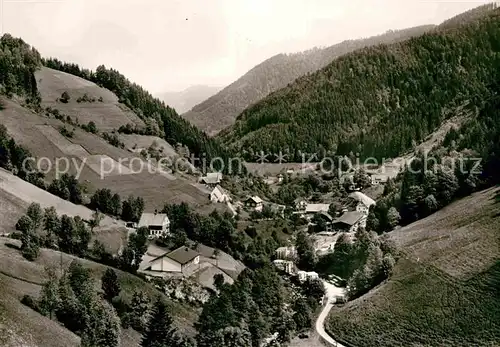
[{"left": 1, "top": 3, "right": 500, "bottom": 347}]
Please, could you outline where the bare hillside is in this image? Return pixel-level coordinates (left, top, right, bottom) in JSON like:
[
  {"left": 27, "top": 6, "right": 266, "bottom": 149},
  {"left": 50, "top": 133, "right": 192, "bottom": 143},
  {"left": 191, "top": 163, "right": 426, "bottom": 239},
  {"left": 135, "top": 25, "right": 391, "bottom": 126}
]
[
  {"left": 0, "top": 168, "right": 120, "bottom": 229},
  {"left": 327, "top": 187, "right": 500, "bottom": 347},
  {"left": 0, "top": 98, "right": 211, "bottom": 210},
  {"left": 36, "top": 67, "right": 144, "bottom": 131}
]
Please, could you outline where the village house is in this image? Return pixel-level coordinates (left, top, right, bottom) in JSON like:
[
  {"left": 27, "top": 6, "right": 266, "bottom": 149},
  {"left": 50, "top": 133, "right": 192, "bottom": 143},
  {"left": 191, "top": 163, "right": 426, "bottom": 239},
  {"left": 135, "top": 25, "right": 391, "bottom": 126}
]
[
  {"left": 275, "top": 246, "right": 298, "bottom": 260},
  {"left": 277, "top": 173, "right": 284, "bottom": 183},
  {"left": 244, "top": 196, "right": 264, "bottom": 212},
  {"left": 315, "top": 211, "right": 334, "bottom": 231},
  {"left": 304, "top": 203, "right": 330, "bottom": 218},
  {"left": 333, "top": 211, "right": 365, "bottom": 233},
  {"left": 273, "top": 260, "right": 295, "bottom": 274},
  {"left": 200, "top": 172, "right": 223, "bottom": 188},
  {"left": 348, "top": 191, "right": 376, "bottom": 221},
  {"left": 370, "top": 174, "right": 389, "bottom": 185},
  {"left": 138, "top": 212, "right": 170, "bottom": 238},
  {"left": 297, "top": 270, "right": 319, "bottom": 282},
  {"left": 209, "top": 185, "right": 230, "bottom": 203},
  {"left": 294, "top": 198, "right": 308, "bottom": 211},
  {"left": 147, "top": 246, "right": 200, "bottom": 276}
]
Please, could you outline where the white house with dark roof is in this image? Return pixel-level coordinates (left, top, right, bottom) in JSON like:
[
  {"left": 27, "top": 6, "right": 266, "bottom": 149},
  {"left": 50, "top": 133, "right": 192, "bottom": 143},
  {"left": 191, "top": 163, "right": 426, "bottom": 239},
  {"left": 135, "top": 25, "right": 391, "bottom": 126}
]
[
  {"left": 244, "top": 196, "right": 263, "bottom": 212},
  {"left": 209, "top": 185, "right": 230, "bottom": 203},
  {"left": 348, "top": 192, "right": 376, "bottom": 217},
  {"left": 138, "top": 212, "right": 170, "bottom": 238}
]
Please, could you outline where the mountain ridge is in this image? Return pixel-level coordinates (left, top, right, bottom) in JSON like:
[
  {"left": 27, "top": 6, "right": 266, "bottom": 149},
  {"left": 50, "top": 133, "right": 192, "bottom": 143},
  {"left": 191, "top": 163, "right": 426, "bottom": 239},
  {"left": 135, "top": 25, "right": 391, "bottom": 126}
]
[{"left": 183, "top": 25, "right": 435, "bottom": 136}]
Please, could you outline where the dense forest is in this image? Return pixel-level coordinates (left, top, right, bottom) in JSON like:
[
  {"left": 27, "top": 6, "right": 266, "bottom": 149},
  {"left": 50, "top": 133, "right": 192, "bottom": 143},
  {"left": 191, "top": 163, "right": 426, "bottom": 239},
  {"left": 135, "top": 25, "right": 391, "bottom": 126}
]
[
  {"left": 42, "top": 58, "right": 235, "bottom": 172},
  {"left": 184, "top": 25, "right": 434, "bottom": 135},
  {"left": 220, "top": 4, "right": 499, "bottom": 162}
]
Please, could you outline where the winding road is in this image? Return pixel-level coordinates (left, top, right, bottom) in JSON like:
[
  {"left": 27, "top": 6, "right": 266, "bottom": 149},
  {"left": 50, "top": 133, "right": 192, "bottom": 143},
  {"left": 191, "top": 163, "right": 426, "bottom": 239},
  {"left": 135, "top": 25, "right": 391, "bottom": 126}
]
[{"left": 315, "top": 281, "right": 347, "bottom": 347}]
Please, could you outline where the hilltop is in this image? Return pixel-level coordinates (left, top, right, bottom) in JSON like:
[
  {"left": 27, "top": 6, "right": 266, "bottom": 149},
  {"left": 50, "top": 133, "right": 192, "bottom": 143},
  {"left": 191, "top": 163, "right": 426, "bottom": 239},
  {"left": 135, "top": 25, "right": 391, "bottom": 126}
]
[
  {"left": 327, "top": 187, "right": 500, "bottom": 347},
  {"left": 219, "top": 4, "right": 499, "bottom": 162},
  {"left": 183, "top": 25, "right": 434, "bottom": 136}
]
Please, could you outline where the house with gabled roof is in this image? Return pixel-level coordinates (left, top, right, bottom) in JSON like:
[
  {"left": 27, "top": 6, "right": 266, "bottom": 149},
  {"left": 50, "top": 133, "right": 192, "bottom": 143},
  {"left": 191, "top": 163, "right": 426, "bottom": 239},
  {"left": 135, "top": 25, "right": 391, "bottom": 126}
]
[
  {"left": 209, "top": 185, "right": 230, "bottom": 203},
  {"left": 147, "top": 246, "right": 200, "bottom": 276},
  {"left": 200, "top": 172, "right": 223, "bottom": 188},
  {"left": 138, "top": 212, "right": 170, "bottom": 238},
  {"left": 333, "top": 211, "right": 365, "bottom": 233},
  {"left": 348, "top": 192, "right": 376, "bottom": 216},
  {"left": 244, "top": 196, "right": 263, "bottom": 212}
]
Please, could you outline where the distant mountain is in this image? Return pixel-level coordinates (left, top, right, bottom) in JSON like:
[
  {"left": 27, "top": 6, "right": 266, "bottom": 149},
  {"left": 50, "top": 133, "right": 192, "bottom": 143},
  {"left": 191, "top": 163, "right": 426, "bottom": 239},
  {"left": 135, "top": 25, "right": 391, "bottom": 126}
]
[
  {"left": 183, "top": 25, "right": 435, "bottom": 136},
  {"left": 157, "top": 85, "right": 221, "bottom": 114}
]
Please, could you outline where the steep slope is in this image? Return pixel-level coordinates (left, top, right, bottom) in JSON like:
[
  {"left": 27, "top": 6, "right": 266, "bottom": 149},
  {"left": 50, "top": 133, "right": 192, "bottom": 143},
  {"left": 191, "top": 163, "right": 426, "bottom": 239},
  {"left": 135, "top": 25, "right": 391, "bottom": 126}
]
[
  {"left": 220, "top": 4, "right": 500, "bottom": 162},
  {"left": 36, "top": 67, "right": 144, "bottom": 132},
  {"left": 183, "top": 25, "right": 434, "bottom": 136},
  {"left": 327, "top": 187, "right": 500, "bottom": 347},
  {"left": 0, "top": 237, "right": 199, "bottom": 347},
  {"left": 0, "top": 97, "right": 211, "bottom": 210},
  {"left": 157, "top": 85, "right": 221, "bottom": 114},
  {"left": 42, "top": 59, "right": 233, "bottom": 169}
]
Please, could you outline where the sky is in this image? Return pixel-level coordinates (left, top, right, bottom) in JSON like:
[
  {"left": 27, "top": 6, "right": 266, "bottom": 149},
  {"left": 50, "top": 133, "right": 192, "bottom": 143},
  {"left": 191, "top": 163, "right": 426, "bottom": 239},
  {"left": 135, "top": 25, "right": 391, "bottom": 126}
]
[{"left": 0, "top": 0, "right": 491, "bottom": 93}]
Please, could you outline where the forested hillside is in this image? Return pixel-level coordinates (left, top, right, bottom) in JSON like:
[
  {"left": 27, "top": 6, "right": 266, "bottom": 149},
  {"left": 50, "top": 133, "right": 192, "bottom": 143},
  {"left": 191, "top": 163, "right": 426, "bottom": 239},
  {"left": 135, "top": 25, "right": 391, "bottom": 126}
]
[
  {"left": 42, "top": 59, "right": 234, "bottom": 171},
  {"left": 220, "top": 4, "right": 499, "bottom": 162},
  {"left": 184, "top": 25, "right": 434, "bottom": 135}
]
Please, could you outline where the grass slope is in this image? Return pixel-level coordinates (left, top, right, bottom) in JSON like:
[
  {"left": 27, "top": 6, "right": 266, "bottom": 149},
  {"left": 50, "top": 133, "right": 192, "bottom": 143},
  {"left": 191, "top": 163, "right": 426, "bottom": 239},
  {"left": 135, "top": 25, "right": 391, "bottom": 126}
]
[
  {"left": 0, "top": 97, "right": 211, "bottom": 210},
  {"left": 327, "top": 187, "right": 500, "bottom": 347},
  {"left": 0, "top": 237, "right": 199, "bottom": 347}
]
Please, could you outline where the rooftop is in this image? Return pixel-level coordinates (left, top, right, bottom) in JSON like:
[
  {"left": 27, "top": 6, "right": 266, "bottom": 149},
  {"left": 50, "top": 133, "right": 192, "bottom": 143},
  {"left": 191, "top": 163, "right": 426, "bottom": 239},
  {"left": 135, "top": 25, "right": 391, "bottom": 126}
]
[
  {"left": 334, "top": 211, "right": 365, "bottom": 226},
  {"left": 165, "top": 246, "right": 199, "bottom": 265},
  {"left": 138, "top": 213, "right": 169, "bottom": 227},
  {"left": 201, "top": 172, "right": 223, "bottom": 184},
  {"left": 305, "top": 203, "right": 330, "bottom": 213},
  {"left": 246, "top": 196, "right": 263, "bottom": 204},
  {"left": 348, "top": 192, "right": 376, "bottom": 207}
]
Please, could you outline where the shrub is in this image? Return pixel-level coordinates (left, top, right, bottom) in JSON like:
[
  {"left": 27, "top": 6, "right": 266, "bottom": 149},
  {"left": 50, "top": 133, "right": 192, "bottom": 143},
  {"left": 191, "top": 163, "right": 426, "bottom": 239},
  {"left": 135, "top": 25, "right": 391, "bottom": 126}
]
[{"left": 60, "top": 91, "right": 70, "bottom": 103}]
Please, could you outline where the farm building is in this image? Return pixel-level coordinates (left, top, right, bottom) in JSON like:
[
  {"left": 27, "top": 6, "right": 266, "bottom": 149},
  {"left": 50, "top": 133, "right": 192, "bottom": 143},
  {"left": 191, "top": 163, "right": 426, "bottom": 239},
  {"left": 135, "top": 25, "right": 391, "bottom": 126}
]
[
  {"left": 244, "top": 196, "right": 263, "bottom": 211},
  {"left": 209, "top": 185, "right": 230, "bottom": 203},
  {"left": 200, "top": 172, "right": 223, "bottom": 188},
  {"left": 333, "top": 211, "right": 365, "bottom": 233},
  {"left": 140, "top": 243, "right": 246, "bottom": 290},
  {"left": 147, "top": 246, "right": 200, "bottom": 276},
  {"left": 138, "top": 212, "right": 170, "bottom": 238},
  {"left": 305, "top": 203, "right": 330, "bottom": 216},
  {"left": 348, "top": 191, "right": 376, "bottom": 215}
]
